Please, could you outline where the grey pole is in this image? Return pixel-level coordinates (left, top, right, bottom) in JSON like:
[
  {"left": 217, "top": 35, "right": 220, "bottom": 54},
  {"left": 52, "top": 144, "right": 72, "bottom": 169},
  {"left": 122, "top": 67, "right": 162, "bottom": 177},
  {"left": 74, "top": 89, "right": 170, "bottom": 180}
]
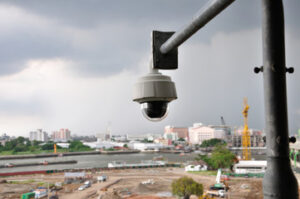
[
  {"left": 159, "top": 0, "right": 235, "bottom": 54},
  {"left": 261, "top": 0, "right": 298, "bottom": 198}
]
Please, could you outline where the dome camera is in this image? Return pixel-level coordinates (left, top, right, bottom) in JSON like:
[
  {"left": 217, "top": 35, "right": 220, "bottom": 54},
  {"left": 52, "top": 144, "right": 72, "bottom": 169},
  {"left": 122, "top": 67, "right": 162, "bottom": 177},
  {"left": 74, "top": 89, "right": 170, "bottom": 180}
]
[{"left": 133, "top": 70, "right": 177, "bottom": 121}]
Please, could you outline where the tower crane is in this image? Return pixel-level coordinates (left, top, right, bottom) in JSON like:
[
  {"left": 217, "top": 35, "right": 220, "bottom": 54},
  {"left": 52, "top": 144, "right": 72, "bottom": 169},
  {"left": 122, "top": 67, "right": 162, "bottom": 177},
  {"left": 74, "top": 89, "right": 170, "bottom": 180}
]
[
  {"left": 220, "top": 116, "right": 226, "bottom": 126},
  {"left": 242, "top": 98, "right": 251, "bottom": 160}
]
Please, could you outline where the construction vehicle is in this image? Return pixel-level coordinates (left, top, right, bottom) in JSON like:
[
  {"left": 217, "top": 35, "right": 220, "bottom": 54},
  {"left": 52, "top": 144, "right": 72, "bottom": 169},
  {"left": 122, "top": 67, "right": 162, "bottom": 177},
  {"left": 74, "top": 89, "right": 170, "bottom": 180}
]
[
  {"left": 21, "top": 192, "right": 35, "bottom": 199},
  {"left": 200, "top": 169, "right": 229, "bottom": 198},
  {"left": 242, "top": 98, "right": 251, "bottom": 160},
  {"left": 199, "top": 193, "right": 215, "bottom": 199},
  {"left": 202, "top": 169, "right": 229, "bottom": 198},
  {"left": 209, "top": 169, "right": 229, "bottom": 190},
  {"left": 205, "top": 190, "right": 226, "bottom": 198}
]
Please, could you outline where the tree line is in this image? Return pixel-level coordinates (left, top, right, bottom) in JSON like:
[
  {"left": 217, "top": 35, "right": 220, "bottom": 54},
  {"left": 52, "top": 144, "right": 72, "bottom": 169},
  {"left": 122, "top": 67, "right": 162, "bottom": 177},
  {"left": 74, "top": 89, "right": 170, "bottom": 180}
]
[{"left": 0, "top": 137, "right": 91, "bottom": 154}]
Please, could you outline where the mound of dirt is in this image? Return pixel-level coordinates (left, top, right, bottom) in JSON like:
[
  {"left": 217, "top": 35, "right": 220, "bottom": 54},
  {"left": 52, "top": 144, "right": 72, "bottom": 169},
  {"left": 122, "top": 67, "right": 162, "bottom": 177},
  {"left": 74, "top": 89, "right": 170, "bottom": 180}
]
[
  {"left": 133, "top": 183, "right": 167, "bottom": 194},
  {"left": 101, "top": 191, "right": 122, "bottom": 199}
]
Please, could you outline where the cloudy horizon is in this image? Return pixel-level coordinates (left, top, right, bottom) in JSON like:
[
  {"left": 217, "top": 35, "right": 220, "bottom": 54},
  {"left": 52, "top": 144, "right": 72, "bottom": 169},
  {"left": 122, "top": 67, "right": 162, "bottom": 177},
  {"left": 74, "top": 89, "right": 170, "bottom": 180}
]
[{"left": 0, "top": 0, "right": 299, "bottom": 137}]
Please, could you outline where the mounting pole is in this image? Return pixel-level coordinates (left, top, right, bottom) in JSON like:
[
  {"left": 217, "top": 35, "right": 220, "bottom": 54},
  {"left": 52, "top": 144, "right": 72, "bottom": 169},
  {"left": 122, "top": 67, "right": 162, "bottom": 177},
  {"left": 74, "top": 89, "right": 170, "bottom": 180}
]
[
  {"left": 149, "top": 0, "right": 299, "bottom": 197},
  {"left": 261, "top": 0, "right": 298, "bottom": 198}
]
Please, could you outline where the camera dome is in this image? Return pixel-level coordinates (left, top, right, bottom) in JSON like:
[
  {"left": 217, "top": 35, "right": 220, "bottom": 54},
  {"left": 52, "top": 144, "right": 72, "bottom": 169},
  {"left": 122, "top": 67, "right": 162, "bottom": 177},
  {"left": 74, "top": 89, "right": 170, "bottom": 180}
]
[
  {"left": 133, "top": 71, "right": 177, "bottom": 121},
  {"left": 141, "top": 101, "right": 169, "bottom": 122}
]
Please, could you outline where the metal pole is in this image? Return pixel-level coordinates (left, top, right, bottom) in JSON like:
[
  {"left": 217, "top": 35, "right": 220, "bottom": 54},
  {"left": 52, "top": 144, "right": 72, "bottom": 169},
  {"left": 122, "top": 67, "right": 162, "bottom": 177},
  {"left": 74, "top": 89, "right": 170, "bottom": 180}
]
[
  {"left": 261, "top": 0, "right": 298, "bottom": 198},
  {"left": 160, "top": 0, "right": 235, "bottom": 54}
]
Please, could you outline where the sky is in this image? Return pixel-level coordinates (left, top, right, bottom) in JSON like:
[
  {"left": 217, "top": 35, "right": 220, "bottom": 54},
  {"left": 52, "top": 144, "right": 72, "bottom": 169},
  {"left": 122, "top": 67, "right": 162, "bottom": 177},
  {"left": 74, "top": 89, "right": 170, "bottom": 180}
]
[{"left": 0, "top": 0, "right": 299, "bottom": 137}]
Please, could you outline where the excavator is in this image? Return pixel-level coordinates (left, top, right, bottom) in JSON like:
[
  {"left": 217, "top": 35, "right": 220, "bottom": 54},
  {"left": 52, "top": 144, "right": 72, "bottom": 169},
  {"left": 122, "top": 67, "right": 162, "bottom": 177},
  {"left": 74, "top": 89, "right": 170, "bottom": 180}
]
[{"left": 200, "top": 169, "right": 229, "bottom": 198}]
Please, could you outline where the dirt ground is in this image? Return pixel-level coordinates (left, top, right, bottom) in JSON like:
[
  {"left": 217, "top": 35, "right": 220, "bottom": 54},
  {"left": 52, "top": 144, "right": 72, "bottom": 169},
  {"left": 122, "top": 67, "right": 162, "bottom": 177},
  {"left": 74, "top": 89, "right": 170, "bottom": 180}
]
[{"left": 0, "top": 168, "right": 295, "bottom": 199}]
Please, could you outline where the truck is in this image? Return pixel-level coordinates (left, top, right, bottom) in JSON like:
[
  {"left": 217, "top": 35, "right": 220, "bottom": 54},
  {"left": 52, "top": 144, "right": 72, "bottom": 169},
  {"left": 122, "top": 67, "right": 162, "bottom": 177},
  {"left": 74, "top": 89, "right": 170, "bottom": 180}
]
[
  {"left": 206, "top": 190, "right": 226, "bottom": 198},
  {"left": 21, "top": 192, "right": 35, "bottom": 199}
]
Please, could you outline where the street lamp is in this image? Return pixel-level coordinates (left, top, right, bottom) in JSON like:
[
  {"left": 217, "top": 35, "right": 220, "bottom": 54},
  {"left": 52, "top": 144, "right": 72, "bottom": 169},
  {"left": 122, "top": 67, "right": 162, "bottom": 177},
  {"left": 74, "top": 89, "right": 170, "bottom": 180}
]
[{"left": 133, "top": 0, "right": 298, "bottom": 198}]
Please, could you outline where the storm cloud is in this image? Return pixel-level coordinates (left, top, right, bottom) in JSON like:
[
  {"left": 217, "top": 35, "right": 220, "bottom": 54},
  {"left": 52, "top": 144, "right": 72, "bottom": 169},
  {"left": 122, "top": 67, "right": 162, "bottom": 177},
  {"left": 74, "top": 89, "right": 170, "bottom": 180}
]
[{"left": 0, "top": 0, "right": 299, "bottom": 136}]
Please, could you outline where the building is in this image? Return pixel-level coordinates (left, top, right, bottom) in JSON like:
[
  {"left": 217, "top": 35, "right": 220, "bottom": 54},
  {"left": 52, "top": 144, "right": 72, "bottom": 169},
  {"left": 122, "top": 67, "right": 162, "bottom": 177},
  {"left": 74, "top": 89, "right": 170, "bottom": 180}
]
[
  {"left": 230, "top": 128, "right": 264, "bottom": 147},
  {"left": 164, "top": 126, "right": 189, "bottom": 141},
  {"left": 52, "top": 129, "right": 71, "bottom": 142},
  {"left": 0, "top": 133, "right": 11, "bottom": 146},
  {"left": 96, "top": 133, "right": 111, "bottom": 141},
  {"left": 128, "top": 142, "right": 165, "bottom": 151},
  {"left": 29, "top": 129, "right": 48, "bottom": 142},
  {"left": 233, "top": 160, "right": 267, "bottom": 174},
  {"left": 188, "top": 123, "right": 225, "bottom": 145},
  {"left": 111, "top": 134, "right": 128, "bottom": 142},
  {"left": 127, "top": 134, "right": 161, "bottom": 142}
]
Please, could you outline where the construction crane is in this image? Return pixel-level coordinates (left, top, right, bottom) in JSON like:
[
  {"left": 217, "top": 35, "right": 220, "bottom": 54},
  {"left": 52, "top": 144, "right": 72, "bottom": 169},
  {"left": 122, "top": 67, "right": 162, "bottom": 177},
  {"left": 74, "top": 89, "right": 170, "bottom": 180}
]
[
  {"left": 220, "top": 116, "right": 226, "bottom": 126},
  {"left": 242, "top": 98, "right": 251, "bottom": 160}
]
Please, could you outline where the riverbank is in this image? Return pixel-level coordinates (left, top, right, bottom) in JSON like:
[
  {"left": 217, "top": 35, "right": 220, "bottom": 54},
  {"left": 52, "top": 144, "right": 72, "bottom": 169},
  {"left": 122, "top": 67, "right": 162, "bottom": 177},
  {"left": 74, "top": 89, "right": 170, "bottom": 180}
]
[
  {"left": 0, "top": 150, "right": 140, "bottom": 160},
  {"left": 0, "top": 160, "right": 77, "bottom": 169}
]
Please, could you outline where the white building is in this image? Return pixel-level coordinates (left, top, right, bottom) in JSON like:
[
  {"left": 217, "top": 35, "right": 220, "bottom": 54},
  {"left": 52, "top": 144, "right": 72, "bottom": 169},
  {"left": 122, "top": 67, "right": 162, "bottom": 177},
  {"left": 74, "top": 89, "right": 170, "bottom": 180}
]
[
  {"left": 128, "top": 142, "right": 165, "bottom": 151},
  {"left": 29, "top": 129, "right": 48, "bottom": 142},
  {"left": 233, "top": 160, "right": 267, "bottom": 174},
  {"left": 56, "top": 143, "right": 70, "bottom": 148},
  {"left": 83, "top": 141, "right": 124, "bottom": 149},
  {"left": 189, "top": 123, "right": 225, "bottom": 145}
]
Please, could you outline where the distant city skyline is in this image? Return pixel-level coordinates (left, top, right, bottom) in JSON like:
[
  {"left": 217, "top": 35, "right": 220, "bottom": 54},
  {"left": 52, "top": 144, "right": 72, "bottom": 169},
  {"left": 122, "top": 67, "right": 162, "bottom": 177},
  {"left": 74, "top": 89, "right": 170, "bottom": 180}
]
[{"left": 0, "top": 1, "right": 299, "bottom": 137}]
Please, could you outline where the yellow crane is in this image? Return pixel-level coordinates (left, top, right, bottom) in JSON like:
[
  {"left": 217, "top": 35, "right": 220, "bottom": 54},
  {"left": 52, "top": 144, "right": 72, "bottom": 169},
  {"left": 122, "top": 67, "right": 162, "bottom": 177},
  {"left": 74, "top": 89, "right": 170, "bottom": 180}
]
[{"left": 242, "top": 98, "right": 251, "bottom": 160}]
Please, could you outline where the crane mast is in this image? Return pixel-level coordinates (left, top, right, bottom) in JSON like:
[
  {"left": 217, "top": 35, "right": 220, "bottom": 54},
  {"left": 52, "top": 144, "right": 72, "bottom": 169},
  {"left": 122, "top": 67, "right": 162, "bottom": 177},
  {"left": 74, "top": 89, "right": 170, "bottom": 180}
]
[{"left": 242, "top": 98, "right": 251, "bottom": 160}]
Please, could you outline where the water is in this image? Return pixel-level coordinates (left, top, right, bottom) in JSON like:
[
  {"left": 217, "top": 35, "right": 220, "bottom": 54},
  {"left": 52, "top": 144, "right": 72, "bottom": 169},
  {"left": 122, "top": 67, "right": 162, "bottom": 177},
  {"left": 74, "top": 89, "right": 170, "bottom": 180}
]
[{"left": 0, "top": 153, "right": 198, "bottom": 173}]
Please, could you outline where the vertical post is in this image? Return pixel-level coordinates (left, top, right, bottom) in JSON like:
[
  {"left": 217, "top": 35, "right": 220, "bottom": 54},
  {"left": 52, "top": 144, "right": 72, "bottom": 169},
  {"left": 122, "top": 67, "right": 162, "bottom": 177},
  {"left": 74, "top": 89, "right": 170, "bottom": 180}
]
[{"left": 262, "top": 0, "right": 298, "bottom": 198}]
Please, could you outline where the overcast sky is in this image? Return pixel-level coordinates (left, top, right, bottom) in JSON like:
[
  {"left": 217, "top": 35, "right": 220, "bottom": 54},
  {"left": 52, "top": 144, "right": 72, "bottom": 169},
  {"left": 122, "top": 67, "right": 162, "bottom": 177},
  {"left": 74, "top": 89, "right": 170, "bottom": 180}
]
[{"left": 0, "top": 0, "right": 299, "bottom": 137}]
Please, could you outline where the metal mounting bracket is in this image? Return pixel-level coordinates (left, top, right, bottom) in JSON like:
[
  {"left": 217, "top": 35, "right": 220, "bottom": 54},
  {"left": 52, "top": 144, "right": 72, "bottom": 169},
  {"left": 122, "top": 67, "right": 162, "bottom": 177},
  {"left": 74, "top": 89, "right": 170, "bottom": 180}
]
[{"left": 152, "top": 31, "right": 178, "bottom": 70}]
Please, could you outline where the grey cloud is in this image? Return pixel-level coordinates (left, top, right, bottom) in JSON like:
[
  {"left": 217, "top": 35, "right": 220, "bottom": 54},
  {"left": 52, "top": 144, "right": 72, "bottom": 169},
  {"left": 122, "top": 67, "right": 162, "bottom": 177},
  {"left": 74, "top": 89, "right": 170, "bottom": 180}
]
[{"left": 0, "top": 0, "right": 299, "bottom": 77}]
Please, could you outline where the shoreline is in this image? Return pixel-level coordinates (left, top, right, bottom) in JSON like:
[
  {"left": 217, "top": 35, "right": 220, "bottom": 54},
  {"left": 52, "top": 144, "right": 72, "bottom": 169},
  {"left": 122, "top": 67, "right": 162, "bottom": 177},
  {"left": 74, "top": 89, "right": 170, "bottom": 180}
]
[
  {"left": 0, "top": 150, "right": 140, "bottom": 160},
  {"left": 0, "top": 162, "right": 181, "bottom": 177}
]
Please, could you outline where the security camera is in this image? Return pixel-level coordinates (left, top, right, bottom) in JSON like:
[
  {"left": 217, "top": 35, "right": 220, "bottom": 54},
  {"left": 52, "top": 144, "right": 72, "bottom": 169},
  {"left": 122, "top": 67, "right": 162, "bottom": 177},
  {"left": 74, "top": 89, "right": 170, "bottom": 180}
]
[{"left": 133, "top": 69, "right": 177, "bottom": 121}]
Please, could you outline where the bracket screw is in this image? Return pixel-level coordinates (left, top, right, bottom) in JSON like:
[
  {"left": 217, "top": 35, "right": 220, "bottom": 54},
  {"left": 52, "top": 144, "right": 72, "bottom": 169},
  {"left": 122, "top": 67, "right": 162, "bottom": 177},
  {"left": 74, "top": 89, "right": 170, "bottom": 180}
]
[
  {"left": 254, "top": 66, "right": 263, "bottom": 73},
  {"left": 289, "top": 136, "right": 296, "bottom": 143},
  {"left": 286, "top": 67, "right": 294, "bottom": 73}
]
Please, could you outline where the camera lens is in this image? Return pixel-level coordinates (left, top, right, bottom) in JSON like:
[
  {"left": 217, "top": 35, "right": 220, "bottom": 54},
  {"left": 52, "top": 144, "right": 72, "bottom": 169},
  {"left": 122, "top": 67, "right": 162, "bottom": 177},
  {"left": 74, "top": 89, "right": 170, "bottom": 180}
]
[{"left": 141, "top": 101, "right": 169, "bottom": 121}]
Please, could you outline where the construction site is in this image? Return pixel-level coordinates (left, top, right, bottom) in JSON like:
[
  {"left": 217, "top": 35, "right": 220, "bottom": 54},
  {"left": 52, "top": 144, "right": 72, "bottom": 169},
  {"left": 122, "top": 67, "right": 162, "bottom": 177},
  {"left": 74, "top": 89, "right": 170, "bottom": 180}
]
[{"left": 0, "top": 167, "right": 269, "bottom": 199}]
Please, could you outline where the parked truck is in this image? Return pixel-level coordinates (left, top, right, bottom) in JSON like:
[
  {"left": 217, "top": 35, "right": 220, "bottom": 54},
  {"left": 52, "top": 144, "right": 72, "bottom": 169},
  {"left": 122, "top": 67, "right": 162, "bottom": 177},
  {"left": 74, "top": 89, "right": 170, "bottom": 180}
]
[{"left": 21, "top": 192, "right": 35, "bottom": 199}]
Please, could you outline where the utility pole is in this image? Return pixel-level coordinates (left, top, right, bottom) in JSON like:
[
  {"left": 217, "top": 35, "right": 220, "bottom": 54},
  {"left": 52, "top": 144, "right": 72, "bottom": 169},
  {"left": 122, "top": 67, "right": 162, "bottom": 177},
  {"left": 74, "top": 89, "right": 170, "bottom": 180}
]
[{"left": 260, "top": 0, "right": 298, "bottom": 198}]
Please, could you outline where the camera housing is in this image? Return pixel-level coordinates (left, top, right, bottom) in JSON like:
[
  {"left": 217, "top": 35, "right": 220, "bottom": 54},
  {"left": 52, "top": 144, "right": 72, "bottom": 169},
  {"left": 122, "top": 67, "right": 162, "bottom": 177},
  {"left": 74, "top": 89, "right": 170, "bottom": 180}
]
[{"left": 133, "top": 70, "right": 177, "bottom": 121}]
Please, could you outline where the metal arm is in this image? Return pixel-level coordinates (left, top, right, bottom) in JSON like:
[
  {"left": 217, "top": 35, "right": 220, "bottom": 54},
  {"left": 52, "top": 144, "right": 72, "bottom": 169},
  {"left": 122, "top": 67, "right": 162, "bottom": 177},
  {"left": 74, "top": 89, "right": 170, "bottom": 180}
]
[
  {"left": 160, "top": 0, "right": 235, "bottom": 54},
  {"left": 152, "top": 0, "right": 235, "bottom": 69}
]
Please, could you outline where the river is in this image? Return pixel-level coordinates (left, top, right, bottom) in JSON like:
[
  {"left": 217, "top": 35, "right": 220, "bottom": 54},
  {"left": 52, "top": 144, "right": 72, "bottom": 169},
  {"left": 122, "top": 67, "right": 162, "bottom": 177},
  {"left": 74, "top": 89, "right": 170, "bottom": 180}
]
[{"left": 0, "top": 153, "right": 198, "bottom": 173}]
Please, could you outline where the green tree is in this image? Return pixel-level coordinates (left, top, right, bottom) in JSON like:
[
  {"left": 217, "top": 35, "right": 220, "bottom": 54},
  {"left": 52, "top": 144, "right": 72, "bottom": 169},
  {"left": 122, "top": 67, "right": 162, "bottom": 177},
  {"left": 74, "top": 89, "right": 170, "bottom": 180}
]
[
  {"left": 172, "top": 176, "right": 203, "bottom": 199},
  {"left": 13, "top": 144, "right": 27, "bottom": 152},
  {"left": 200, "top": 138, "right": 226, "bottom": 147},
  {"left": 196, "top": 144, "right": 236, "bottom": 169},
  {"left": 16, "top": 136, "right": 25, "bottom": 144},
  {"left": 33, "top": 140, "right": 42, "bottom": 146},
  {"left": 69, "top": 141, "right": 91, "bottom": 152}
]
